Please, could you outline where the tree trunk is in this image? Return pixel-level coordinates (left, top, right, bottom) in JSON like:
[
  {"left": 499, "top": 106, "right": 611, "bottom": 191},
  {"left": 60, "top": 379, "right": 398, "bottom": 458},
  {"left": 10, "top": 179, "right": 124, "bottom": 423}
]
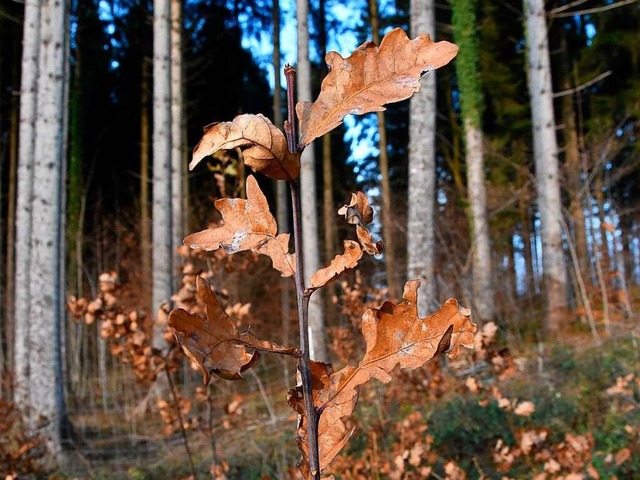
[
  {"left": 407, "top": 0, "right": 437, "bottom": 316},
  {"left": 368, "top": 0, "right": 400, "bottom": 299},
  {"left": 464, "top": 121, "right": 494, "bottom": 320},
  {"left": 318, "top": 0, "right": 337, "bottom": 324},
  {"left": 171, "top": 0, "right": 183, "bottom": 280},
  {"left": 29, "top": 0, "right": 69, "bottom": 460},
  {"left": 68, "top": 10, "right": 83, "bottom": 296},
  {"left": 560, "top": 37, "right": 589, "bottom": 285},
  {"left": 14, "top": 0, "right": 42, "bottom": 409},
  {"left": 273, "top": 0, "right": 292, "bottom": 361},
  {"left": 4, "top": 49, "right": 19, "bottom": 378},
  {"left": 451, "top": 0, "right": 494, "bottom": 322},
  {"left": 524, "top": 0, "right": 568, "bottom": 331},
  {"left": 296, "top": 0, "right": 328, "bottom": 362},
  {"left": 141, "top": 57, "right": 152, "bottom": 309},
  {"left": 152, "top": 0, "right": 173, "bottom": 349}
]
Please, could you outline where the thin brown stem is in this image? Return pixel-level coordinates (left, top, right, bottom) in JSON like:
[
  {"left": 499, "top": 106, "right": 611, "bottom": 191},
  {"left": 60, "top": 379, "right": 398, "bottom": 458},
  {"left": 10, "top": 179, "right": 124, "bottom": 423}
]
[
  {"left": 285, "top": 65, "right": 321, "bottom": 480},
  {"left": 165, "top": 363, "right": 197, "bottom": 479},
  {"left": 284, "top": 65, "right": 298, "bottom": 152},
  {"left": 291, "top": 182, "right": 321, "bottom": 479}
]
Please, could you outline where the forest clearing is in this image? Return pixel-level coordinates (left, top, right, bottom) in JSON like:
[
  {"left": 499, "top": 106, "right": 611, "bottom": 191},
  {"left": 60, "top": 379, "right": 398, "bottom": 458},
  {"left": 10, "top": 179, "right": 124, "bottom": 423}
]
[{"left": 0, "top": 0, "right": 638, "bottom": 478}]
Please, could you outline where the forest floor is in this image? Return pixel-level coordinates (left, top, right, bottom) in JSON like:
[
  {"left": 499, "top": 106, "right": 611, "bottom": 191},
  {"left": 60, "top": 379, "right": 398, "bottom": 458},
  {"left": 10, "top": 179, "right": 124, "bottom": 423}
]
[{"left": 53, "top": 316, "right": 640, "bottom": 480}]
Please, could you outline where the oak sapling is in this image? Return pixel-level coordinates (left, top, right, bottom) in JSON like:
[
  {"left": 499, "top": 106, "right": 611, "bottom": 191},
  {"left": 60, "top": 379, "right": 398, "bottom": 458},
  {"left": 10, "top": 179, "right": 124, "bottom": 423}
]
[{"left": 168, "top": 27, "right": 477, "bottom": 479}]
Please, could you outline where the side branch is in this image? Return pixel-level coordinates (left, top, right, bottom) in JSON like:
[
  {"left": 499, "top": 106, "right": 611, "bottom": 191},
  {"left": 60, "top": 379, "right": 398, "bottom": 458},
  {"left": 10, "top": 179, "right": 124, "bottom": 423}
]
[
  {"left": 552, "top": 71, "right": 612, "bottom": 98},
  {"left": 551, "top": 0, "right": 638, "bottom": 18}
]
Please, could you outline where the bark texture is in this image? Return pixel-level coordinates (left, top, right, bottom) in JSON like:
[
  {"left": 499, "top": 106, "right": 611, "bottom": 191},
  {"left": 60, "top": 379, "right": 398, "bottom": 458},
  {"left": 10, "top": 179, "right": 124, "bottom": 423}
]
[
  {"left": 153, "top": 0, "right": 173, "bottom": 349},
  {"left": 464, "top": 121, "right": 494, "bottom": 321},
  {"left": 272, "top": 0, "right": 292, "bottom": 350},
  {"left": 296, "top": 0, "right": 329, "bottom": 362},
  {"left": 407, "top": 0, "right": 437, "bottom": 316},
  {"left": 524, "top": 0, "right": 568, "bottom": 330},
  {"left": 141, "top": 57, "right": 151, "bottom": 309},
  {"left": 170, "top": 0, "right": 184, "bottom": 273},
  {"left": 14, "top": 0, "right": 41, "bottom": 408},
  {"left": 28, "top": 0, "right": 69, "bottom": 459},
  {"left": 451, "top": 0, "right": 494, "bottom": 322}
]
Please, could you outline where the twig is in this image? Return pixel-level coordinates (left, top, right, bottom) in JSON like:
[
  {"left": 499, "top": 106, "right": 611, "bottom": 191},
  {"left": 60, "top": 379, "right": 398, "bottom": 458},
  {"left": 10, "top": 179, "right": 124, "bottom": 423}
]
[
  {"left": 207, "top": 387, "right": 219, "bottom": 476},
  {"left": 549, "top": 0, "right": 589, "bottom": 14},
  {"left": 284, "top": 65, "right": 298, "bottom": 152},
  {"left": 559, "top": 217, "right": 601, "bottom": 345},
  {"left": 551, "top": 0, "right": 638, "bottom": 18},
  {"left": 165, "top": 362, "right": 198, "bottom": 479},
  {"left": 284, "top": 66, "right": 321, "bottom": 480},
  {"left": 552, "top": 71, "right": 611, "bottom": 98},
  {"left": 247, "top": 368, "right": 277, "bottom": 425}
]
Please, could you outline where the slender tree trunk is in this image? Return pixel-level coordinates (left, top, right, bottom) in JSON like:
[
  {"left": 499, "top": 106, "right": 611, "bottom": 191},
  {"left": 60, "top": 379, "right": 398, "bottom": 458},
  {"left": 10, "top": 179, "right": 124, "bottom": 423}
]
[
  {"left": 29, "top": 0, "right": 69, "bottom": 460},
  {"left": 451, "top": 0, "right": 494, "bottom": 322},
  {"left": 170, "top": 0, "right": 184, "bottom": 279},
  {"left": 296, "top": 0, "right": 328, "bottom": 362},
  {"left": 152, "top": 0, "right": 173, "bottom": 349},
  {"left": 408, "top": 0, "right": 437, "bottom": 315},
  {"left": 141, "top": 58, "right": 152, "bottom": 308},
  {"left": 464, "top": 122, "right": 494, "bottom": 320},
  {"left": 273, "top": 0, "right": 292, "bottom": 371},
  {"left": 565, "top": 123, "right": 588, "bottom": 271},
  {"left": 14, "top": 0, "right": 42, "bottom": 409},
  {"left": 524, "top": 0, "right": 568, "bottom": 330},
  {"left": 5, "top": 52, "right": 19, "bottom": 378},
  {"left": 559, "top": 37, "right": 589, "bottom": 287},
  {"left": 68, "top": 13, "right": 83, "bottom": 296},
  {"left": 318, "top": 0, "right": 337, "bottom": 324},
  {"left": 368, "top": 0, "right": 400, "bottom": 299}
]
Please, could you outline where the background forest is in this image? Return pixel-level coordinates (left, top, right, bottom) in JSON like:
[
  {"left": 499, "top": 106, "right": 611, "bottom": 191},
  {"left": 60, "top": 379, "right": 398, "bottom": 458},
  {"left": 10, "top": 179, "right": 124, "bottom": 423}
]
[{"left": 0, "top": 0, "right": 639, "bottom": 478}]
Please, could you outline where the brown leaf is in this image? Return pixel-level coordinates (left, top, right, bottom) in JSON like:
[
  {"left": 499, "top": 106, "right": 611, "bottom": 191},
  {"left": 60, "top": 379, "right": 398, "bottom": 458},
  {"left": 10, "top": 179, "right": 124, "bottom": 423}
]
[
  {"left": 184, "top": 175, "right": 295, "bottom": 277},
  {"left": 191, "top": 113, "right": 300, "bottom": 180},
  {"left": 291, "top": 281, "right": 477, "bottom": 475},
  {"left": 615, "top": 447, "right": 631, "bottom": 466},
  {"left": 356, "top": 225, "right": 383, "bottom": 256},
  {"left": 337, "top": 192, "right": 373, "bottom": 226},
  {"left": 168, "top": 276, "right": 296, "bottom": 384},
  {"left": 310, "top": 241, "right": 363, "bottom": 289},
  {"left": 338, "top": 191, "right": 383, "bottom": 256},
  {"left": 296, "top": 28, "right": 458, "bottom": 146}
]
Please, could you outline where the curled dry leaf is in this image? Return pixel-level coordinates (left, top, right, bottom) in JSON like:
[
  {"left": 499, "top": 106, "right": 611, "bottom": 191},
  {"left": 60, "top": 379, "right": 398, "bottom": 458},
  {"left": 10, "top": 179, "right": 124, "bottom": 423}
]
[
  {"left": 338, "top": 191, "right": 383, "bottom": 255},
  {"left": 184, "top": 175, "right": 296, "bottom": 277},
  {"left": 337, "top": 192, "right": 373, "bottom": 226},
  {"left": 168, "top": 276, "right": 297, "bottom": 384},
  {"left": 289, "top": 280, "right": 477, "bottom": 476},
  {"left": 309, "top": 191, "right": 379, "bottom": 290},
  {"left": 296, "top": 28, "right": 458, "bottom": 146},
  {"left": 310, "top": 241, "right": 363, "bottom": 289},
  {"left": 191, "top": 113, "right": 300, "bottom": 180},
  {"left": 356, "top": 225, "right": 383, "bottom": 256}
]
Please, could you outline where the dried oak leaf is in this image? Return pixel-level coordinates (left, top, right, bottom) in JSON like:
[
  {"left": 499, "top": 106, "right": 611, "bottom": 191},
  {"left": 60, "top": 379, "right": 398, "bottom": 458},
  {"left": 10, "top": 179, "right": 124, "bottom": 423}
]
[
  {"left": 296, "top": 28, "right": 458, "bottom": 146},
  {"left": 168, "top": 276, "right": 297, "bottom": 384},
  {"left": 184, "top": 175, "right": 295, "bottom": 277},
  {"left": 338, "top": 192, "right": 383, "bottom": 255},
  {"left": 337, "top": 192, "right": 373, "bottom": 226},
  {"left": 191, "top": 113, "right": 300, "bottom": 181},
  {"left": 310, "top": 192, "right": 377, "bottom": 290},
  {"left": 356, "top": 225, "right": 383, "bottom": 256},
  {"left": 310, "top": 241, "right": 363, "bottom": 289},
  {"left": 291, "top": 280, "right": 477, "bottom": 475}
]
